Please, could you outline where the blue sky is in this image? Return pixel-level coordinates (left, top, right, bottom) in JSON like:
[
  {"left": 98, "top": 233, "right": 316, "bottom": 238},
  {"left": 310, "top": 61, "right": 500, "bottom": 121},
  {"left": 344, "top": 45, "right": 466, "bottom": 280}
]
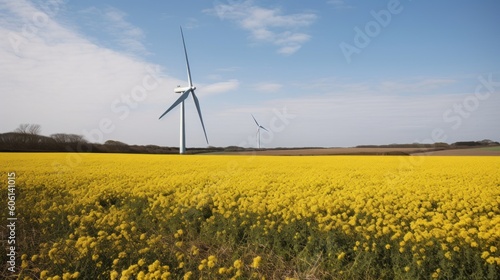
[{"left": 1, "top": 0, "right": 499, "bottom": 148}]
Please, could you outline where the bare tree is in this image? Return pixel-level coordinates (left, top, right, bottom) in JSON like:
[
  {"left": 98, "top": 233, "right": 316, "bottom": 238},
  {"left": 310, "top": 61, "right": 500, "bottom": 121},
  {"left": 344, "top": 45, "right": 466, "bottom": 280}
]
[
  {"left": 14, "top": 124, "right": 29, "bottom": 134},
  {"left": 51, "top": 133, "right": 87, "bottom": 143},
  {"left": 68, "top": 134, "right": 86, "bottom": 143},
  {"left": 14, "top": 124, "right": 41, "bottom": 135},
  {"left": 28, "top": 124, "right": 41, "bottom": 135},
  {"left": 50, "top": 133, "right": 67, "bottom": 143},
  {"left": 104, "top": 140, "right": 127, "bottom": 146}
]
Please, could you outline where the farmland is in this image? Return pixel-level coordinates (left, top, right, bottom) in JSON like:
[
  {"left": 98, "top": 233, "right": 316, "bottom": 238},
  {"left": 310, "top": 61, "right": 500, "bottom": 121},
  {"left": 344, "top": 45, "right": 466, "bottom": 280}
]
[
  {"left": 1, "top": 153, "right": 499, "bottom": 279},
  {"left": 220, "top": 147, "right": 500, "bottom": 156}
]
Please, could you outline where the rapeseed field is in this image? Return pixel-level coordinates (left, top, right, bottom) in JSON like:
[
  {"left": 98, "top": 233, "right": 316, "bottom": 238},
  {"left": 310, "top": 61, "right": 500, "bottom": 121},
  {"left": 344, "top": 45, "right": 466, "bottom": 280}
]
[{"left": 1, "top": 153, "right": 499, "bottom": 279}]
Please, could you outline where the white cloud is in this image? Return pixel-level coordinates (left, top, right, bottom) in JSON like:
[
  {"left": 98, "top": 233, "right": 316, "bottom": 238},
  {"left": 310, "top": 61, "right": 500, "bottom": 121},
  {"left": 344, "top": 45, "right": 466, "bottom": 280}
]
[
  {"left": 200, "top": 79, "right": 239, "bottom": 96},
  {"left": 215, "top": 77, "right": 500, "bottom": 147},
  {"left": 378, "top": 78, "right": 456, "bottom": 93},
  {"left": 78, "top": 6, "right": 149, "bottom": 55},
  {"left": 185, "top": 17, "right": 200, "bottom": 29},
  {"left": 292, "top": 77, "right": 456, "bottom": 95},
  {"left": 215, "top": 66, "right": 240, "bottom": 72},
  {"left": 277, "top": 45, "right": 301, "bottom": 55},
  {"left": 0, "top": 0, "right": 186, "bottom": 145},
  {"left": 205, "top": 66, "right": 240, "bottom": 80},
  {"left": 206, "top": 0, "right": 317, "bottom": 55},
  {"left": 254, "top": 82, "right": 283, "bottom": 92}
]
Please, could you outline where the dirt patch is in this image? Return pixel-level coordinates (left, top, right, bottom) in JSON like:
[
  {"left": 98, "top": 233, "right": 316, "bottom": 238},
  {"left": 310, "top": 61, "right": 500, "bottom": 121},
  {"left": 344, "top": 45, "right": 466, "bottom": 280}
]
[
  {"left": 220, "top": 147, "right": 500, "bottom": 156},
  {"left": 412, "top": 148, "right": 500, "bottom": 156},
  {"left": 223, "top": 147, "right": 437, "bottom": 156}
]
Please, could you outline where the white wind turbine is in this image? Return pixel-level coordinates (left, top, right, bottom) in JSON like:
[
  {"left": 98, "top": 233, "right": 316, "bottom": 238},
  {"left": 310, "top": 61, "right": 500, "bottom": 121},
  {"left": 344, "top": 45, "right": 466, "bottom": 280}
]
[
  {"left": 159, "top": 27, "right": 208, "bottom": 154},
  {"left": 251, "top": 114, "right": 269, "bottom": 149}
]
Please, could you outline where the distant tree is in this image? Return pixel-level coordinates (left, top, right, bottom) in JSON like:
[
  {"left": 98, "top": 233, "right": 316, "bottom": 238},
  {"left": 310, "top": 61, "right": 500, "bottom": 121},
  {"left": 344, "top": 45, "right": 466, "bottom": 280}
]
[
  {"left": 14, "top": 124, "right": 29, "bottom": 134},
  {"left": 28, "top": 124, "right": 41, "bottom": 135},
  {"left": 433, "top": 142, "right": 450, "bottom": 148},
  {"left": 452, "top": 141, "right": 481, "bottom": 147},
  {"left": 14, "top": 124, "right": 41, "bottom": 135},
  {"left": 104, "top": 140, "right": 128, "bottom": 146},
  {"left": 51, "top": 133, "right": 68, "bottom": 143},
  {"left": 0, "top": 131, "right": 56, "bottom": 151},
  {"left": 224, "top": 146, "right": 244, "bottom": 151},
  {"left": 479, "top": 139, "right": 495, "bottom": 145},
  {"left": 51, "top": 133, "right": 87, "bottom": 143}
]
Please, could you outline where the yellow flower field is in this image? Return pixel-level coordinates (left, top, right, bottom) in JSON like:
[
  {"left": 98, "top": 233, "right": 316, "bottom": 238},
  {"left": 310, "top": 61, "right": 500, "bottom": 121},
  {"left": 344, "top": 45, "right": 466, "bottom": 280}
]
[{"left": 1, "top": 153, "right": 499, "bottom": 279}]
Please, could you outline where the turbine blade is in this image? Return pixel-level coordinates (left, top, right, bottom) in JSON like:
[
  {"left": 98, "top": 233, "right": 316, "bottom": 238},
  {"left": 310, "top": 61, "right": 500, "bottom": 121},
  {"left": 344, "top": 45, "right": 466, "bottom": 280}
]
[
  {"left": 180, "top": 26, "right": 193, "bottom": 87},
  {"left": 191, "top": 92, "right": 209, "bottom": 144},
  {"left": 159, "top": 90, "right": 191, "bottom": 119},
  {"left": 260, "top": 125, "right": 269, "bottom": 132},
  {"left": 251, "top": 114, "right": 260, "bottom": 127}
]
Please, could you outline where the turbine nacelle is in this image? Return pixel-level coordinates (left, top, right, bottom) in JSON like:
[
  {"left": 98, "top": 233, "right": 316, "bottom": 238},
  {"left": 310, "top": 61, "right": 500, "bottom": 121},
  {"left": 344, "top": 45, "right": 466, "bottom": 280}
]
[{"left": 174, "top": 86, "right": 196, "bottom": 93}]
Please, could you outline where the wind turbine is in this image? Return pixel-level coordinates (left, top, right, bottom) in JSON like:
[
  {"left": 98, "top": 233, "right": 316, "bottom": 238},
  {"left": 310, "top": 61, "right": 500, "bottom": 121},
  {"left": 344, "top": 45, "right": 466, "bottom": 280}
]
[
  {"left": 251, "top": 114, "right": 269, "bottom": 149},
  {"left": 159, "top": 27, "right": 208, "bottom": 154}
]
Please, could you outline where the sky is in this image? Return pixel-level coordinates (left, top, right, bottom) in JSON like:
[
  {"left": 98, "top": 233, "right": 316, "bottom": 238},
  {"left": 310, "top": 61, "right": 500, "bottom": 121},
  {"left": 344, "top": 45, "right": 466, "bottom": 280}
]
[{"left": 1, "top": 0, "right": 499, "bottom": 148}]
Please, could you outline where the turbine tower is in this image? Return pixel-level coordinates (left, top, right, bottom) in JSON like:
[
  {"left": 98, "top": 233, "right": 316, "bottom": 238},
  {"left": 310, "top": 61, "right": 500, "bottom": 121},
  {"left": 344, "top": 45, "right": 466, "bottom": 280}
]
[
  {"left": 251, "top": 114, "right": 269, "bottom": 149},
  {"left": 159, "top": 27, "right": 208, "bottom": 154}
]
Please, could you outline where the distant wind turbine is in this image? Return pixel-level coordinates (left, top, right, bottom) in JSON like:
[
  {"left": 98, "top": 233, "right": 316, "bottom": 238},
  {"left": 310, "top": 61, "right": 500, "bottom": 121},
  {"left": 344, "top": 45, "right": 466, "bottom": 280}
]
[
  {"left": 159, "top": 27, "right": 208, "bottom": 154},
  {"left": 252, "top": 114, "right": 269, "bottom": 149}
]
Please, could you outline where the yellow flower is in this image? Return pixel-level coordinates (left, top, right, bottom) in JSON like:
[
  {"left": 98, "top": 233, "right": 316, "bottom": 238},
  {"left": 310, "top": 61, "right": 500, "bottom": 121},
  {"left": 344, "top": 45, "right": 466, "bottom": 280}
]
[
  {"left": 403, "top": 232, "right": 413, "bottom": 242},
  {"left": 251, "top": 256, "right": 262, "bottom": 268},
  {"left": 110, "top": 270, "right": 119, "bottom": 280},
  {"left": 183, "top": 271, "right": 192, "bottom": 280},
  {"left": 148, "top": 260, "right": 160, "bottom": 272},
  {"left": 208, "top": 260, "right": 215, "bottom": 268},
  {"left": 233, "top": 259, "right": 243, "bottom": 269},
  {"left": 190, "top": 246, "right": 199, "bottom": 256},
  {"left": 21, "top": 260, "right": 28, "bottom": 269},
  {"left": 4, "top": 153, "right": 500, "bottom": 280}
]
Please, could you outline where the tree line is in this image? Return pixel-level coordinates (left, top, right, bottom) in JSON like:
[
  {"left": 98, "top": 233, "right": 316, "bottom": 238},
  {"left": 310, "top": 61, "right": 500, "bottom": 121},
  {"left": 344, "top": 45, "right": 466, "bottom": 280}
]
[
  {"left": 0, "top": 124, "right": 177, "bottom": 154},
  {"left": 1, "top": 124, "right": 498, "bottom": 154},
  {"left": 356, "top": 139, "right": 499, "bottom": 149},
  {"left": 0, "top": 124, "right": 228, "bottom": 154}
]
